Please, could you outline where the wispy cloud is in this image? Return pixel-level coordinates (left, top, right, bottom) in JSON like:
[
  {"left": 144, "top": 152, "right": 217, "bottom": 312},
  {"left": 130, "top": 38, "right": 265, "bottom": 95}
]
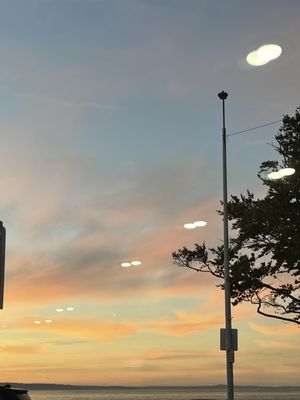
[
  {"left": 12, "top": 308, "right": 223, "bottom": 342},
  {"left": 256, "top": 340, "right": 300, "bottom": 350},
  {"left": 249, "top": 322, "right": 299, "bottom": 337},
  {"left": 0, "top": 344, "right": 43, "bottom": 354}
]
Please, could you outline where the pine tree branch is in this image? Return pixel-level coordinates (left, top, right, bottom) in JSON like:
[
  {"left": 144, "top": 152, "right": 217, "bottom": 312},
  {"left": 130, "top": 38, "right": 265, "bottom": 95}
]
[{"left": 252, "top": 294, "right": 300, "bottom": 325}]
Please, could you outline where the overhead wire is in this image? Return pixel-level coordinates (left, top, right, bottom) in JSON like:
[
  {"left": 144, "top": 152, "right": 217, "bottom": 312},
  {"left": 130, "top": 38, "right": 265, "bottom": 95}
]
[{"left": 228, "top": 120, "right": 282, "bottom": 137}]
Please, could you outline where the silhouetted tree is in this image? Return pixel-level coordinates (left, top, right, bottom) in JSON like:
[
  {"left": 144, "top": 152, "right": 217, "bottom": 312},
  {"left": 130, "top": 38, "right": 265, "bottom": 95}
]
[{"left": 172, "top": 108, "right": 300, "bottom": 324}]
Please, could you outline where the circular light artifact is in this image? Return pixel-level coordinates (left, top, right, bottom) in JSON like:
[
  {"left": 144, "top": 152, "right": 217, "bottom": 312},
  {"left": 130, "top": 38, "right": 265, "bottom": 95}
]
[
  {"left": 66, "top": 307, "right": 75, "bottom": 311},
  {"left": 121, "top": 262, "right": 131, "bottom": 268},
  {"left": 56, "top": 308, "right": 64, "bottom": 312},
  {"left": 247, "top": 43, "right": 282, "bottom": 66},
  {"left": 131, "top": 260, "right": 142, "bottom": 266},
  {"left": 121, "top": 260, "right": 142, "bottom": 267},
  {"left": 279, "top": 167, "right": 295, "bottom": 176},
  {"left": 246, "top": 50, "right": 269, "bottom": 66},
  {"left": 193, "top": 220, "right": 207, "bottom": 227},
  {"left": 267, "top": 171, "right": 282, "bottom": 180},
  {"left": 268, "top": 167, "right": 295, "bottom": 180},
  {"left": 184, "top": 220, "right": 207, "bottom": 229},
  {"left": 257, "top": 44, "right": 282, "bottom": 61},
  {"left": 184, "top": 223, "right": 196, "bottom": 230},
  {"left": 45, "top": 319, "right": 52, "bottom": 323},
  {"left": 34, "top": 320, "right": 41, "bottom": 325}
]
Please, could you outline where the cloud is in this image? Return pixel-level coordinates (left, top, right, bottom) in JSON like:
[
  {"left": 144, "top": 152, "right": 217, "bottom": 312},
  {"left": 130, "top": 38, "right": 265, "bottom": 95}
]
[
  {"left": 11, "top": 307, "right": 223, "bottom": 342},
  {"left": 144, "top": 349, "right": 219, "bottom": 361},
  {"left": 0, "top": 344, "right": 42, "bottom": 355},
  {"left": 20, "top": 317, "right": 139, "bottom": 342},
  {"left": 256, "top": 340, "right": 300, "bottom": 350},
  {"left": 150, "top": 309, "right": 223, "bottom": 336},
  {"left": 6, "top": 196, "right": 222, "bottom": 306},
  {"left": 249, "top": 322, "right": 299, "bottom": 337}
]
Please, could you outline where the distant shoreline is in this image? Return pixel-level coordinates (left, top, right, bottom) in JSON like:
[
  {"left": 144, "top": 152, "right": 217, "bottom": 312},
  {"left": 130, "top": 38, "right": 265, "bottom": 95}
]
[{"left": 1, "top": 383, "right": 300, "bottom": 392}]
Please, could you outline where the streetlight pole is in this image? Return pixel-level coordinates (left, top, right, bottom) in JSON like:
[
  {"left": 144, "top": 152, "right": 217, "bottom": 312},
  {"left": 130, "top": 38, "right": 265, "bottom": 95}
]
[
  {"left": 0, "top": 221, "right": 6, "bottom": 310},
  {"left": 218, "top": 91, "right": 234, "bottom": 400}
]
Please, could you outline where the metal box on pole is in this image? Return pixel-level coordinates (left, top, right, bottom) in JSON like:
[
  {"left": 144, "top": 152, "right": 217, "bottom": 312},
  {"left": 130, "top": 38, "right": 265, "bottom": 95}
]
[{"left": 220, "top": 328, "right": 238, "bottom": 351}]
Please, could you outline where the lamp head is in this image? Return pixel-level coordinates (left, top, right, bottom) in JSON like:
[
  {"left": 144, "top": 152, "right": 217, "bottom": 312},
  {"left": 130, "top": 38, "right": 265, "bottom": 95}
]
[{"left": 218, "top": 91, "right": 228, "bottom": 100}]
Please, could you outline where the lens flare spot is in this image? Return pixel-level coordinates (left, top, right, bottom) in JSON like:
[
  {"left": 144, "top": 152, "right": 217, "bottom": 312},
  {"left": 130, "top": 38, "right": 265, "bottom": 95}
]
[
  {"left": 246, "top": 50, "right": 269, "bottom": 66},
  {"left": 194, "top": 220, "right": 207, "bottom": 227},
  {"left": 247, "top": 44, "right": 282, "bottom": 66},
  {"left": 131, "top": 260, "right": 142, "bottom": 266},
  {"left": 257, "top": 44, "right": 282, "bottom": 61},
  {"left": 279, "top": 168, "right": 295, "bottom": 177},
  {"left": 121, "top": 262, "right": 131, "bottom": 268},
  {"left": 184, "top": 223, "right": 196, "bottom": 230},
  {"left": 267, "top": 171, "right": 282, "bottom": 180}
]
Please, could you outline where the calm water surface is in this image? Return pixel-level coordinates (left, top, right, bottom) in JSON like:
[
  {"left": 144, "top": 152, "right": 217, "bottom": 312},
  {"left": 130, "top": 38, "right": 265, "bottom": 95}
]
[{"left": 30, "top": 389, "right": 300, "bottom": 400}]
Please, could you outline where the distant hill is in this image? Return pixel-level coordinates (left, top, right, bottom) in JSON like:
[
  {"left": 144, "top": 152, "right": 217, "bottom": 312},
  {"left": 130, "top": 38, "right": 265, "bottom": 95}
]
[{"left": 1, "top": 383, "right": 300, "bottom": 392}]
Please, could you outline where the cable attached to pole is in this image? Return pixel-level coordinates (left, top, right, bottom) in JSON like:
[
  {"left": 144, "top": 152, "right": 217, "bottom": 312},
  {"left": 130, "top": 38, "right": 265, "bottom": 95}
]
[{"left": 228, "top": 120, "right": 281, "bottom": 137}]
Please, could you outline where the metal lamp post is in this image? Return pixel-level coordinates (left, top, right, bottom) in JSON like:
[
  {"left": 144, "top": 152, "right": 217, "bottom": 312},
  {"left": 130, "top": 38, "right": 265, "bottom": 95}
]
[
  {"left": 0, "top": 221, "right": 6, "bottom": 309},
  {"left": 218, "top": 91, "right": 235, "bottom": 400}
]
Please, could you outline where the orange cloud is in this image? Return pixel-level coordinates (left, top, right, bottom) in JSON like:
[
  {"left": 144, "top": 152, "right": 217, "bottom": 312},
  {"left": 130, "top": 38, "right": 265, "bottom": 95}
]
[
  {"left": 19, "top": 317, "right": 139, "bottom": 341},
  {"left": 0, "top": 344, "right": 42, "bottom": 355},
  {"left": 256, "top": 340, "right": 300, "bottom": 350},
  {"left": 6, "top": 245, "right": 216, "bottom": 306},
  {"left": 144, "top": 349, "right": 220, "bottom": 361},
  {"left": 250, "top": 322, "right": 299, "bottom": 337},
  {"left": 151, "top": 309, "right": 223, "bottom": 335},
  {"left": 13, "top": 307, "right": 224, "bottom": 342}
]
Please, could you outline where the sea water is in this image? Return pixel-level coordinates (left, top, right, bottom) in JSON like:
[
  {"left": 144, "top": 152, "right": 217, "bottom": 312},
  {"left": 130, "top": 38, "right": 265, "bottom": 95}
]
[{"left": 29, "top": 389, "right": 300, "bottom": 400}]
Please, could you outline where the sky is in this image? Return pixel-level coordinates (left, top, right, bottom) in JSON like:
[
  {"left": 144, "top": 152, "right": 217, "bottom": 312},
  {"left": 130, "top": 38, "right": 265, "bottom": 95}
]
[{"left": 0, "top": 0, "right": 299, "bottom": 387}]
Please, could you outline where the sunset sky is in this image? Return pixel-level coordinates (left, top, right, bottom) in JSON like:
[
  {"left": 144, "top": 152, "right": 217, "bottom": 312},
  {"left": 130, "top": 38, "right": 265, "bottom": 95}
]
[{"left": 0, "top": 0, "right": 299, "bottom": 386}]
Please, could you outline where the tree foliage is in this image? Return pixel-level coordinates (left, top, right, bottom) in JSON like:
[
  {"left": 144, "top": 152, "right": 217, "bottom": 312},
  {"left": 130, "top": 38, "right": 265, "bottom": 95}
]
[{"left": 172, "top": 108, "right": 300, "bottom": 324}]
